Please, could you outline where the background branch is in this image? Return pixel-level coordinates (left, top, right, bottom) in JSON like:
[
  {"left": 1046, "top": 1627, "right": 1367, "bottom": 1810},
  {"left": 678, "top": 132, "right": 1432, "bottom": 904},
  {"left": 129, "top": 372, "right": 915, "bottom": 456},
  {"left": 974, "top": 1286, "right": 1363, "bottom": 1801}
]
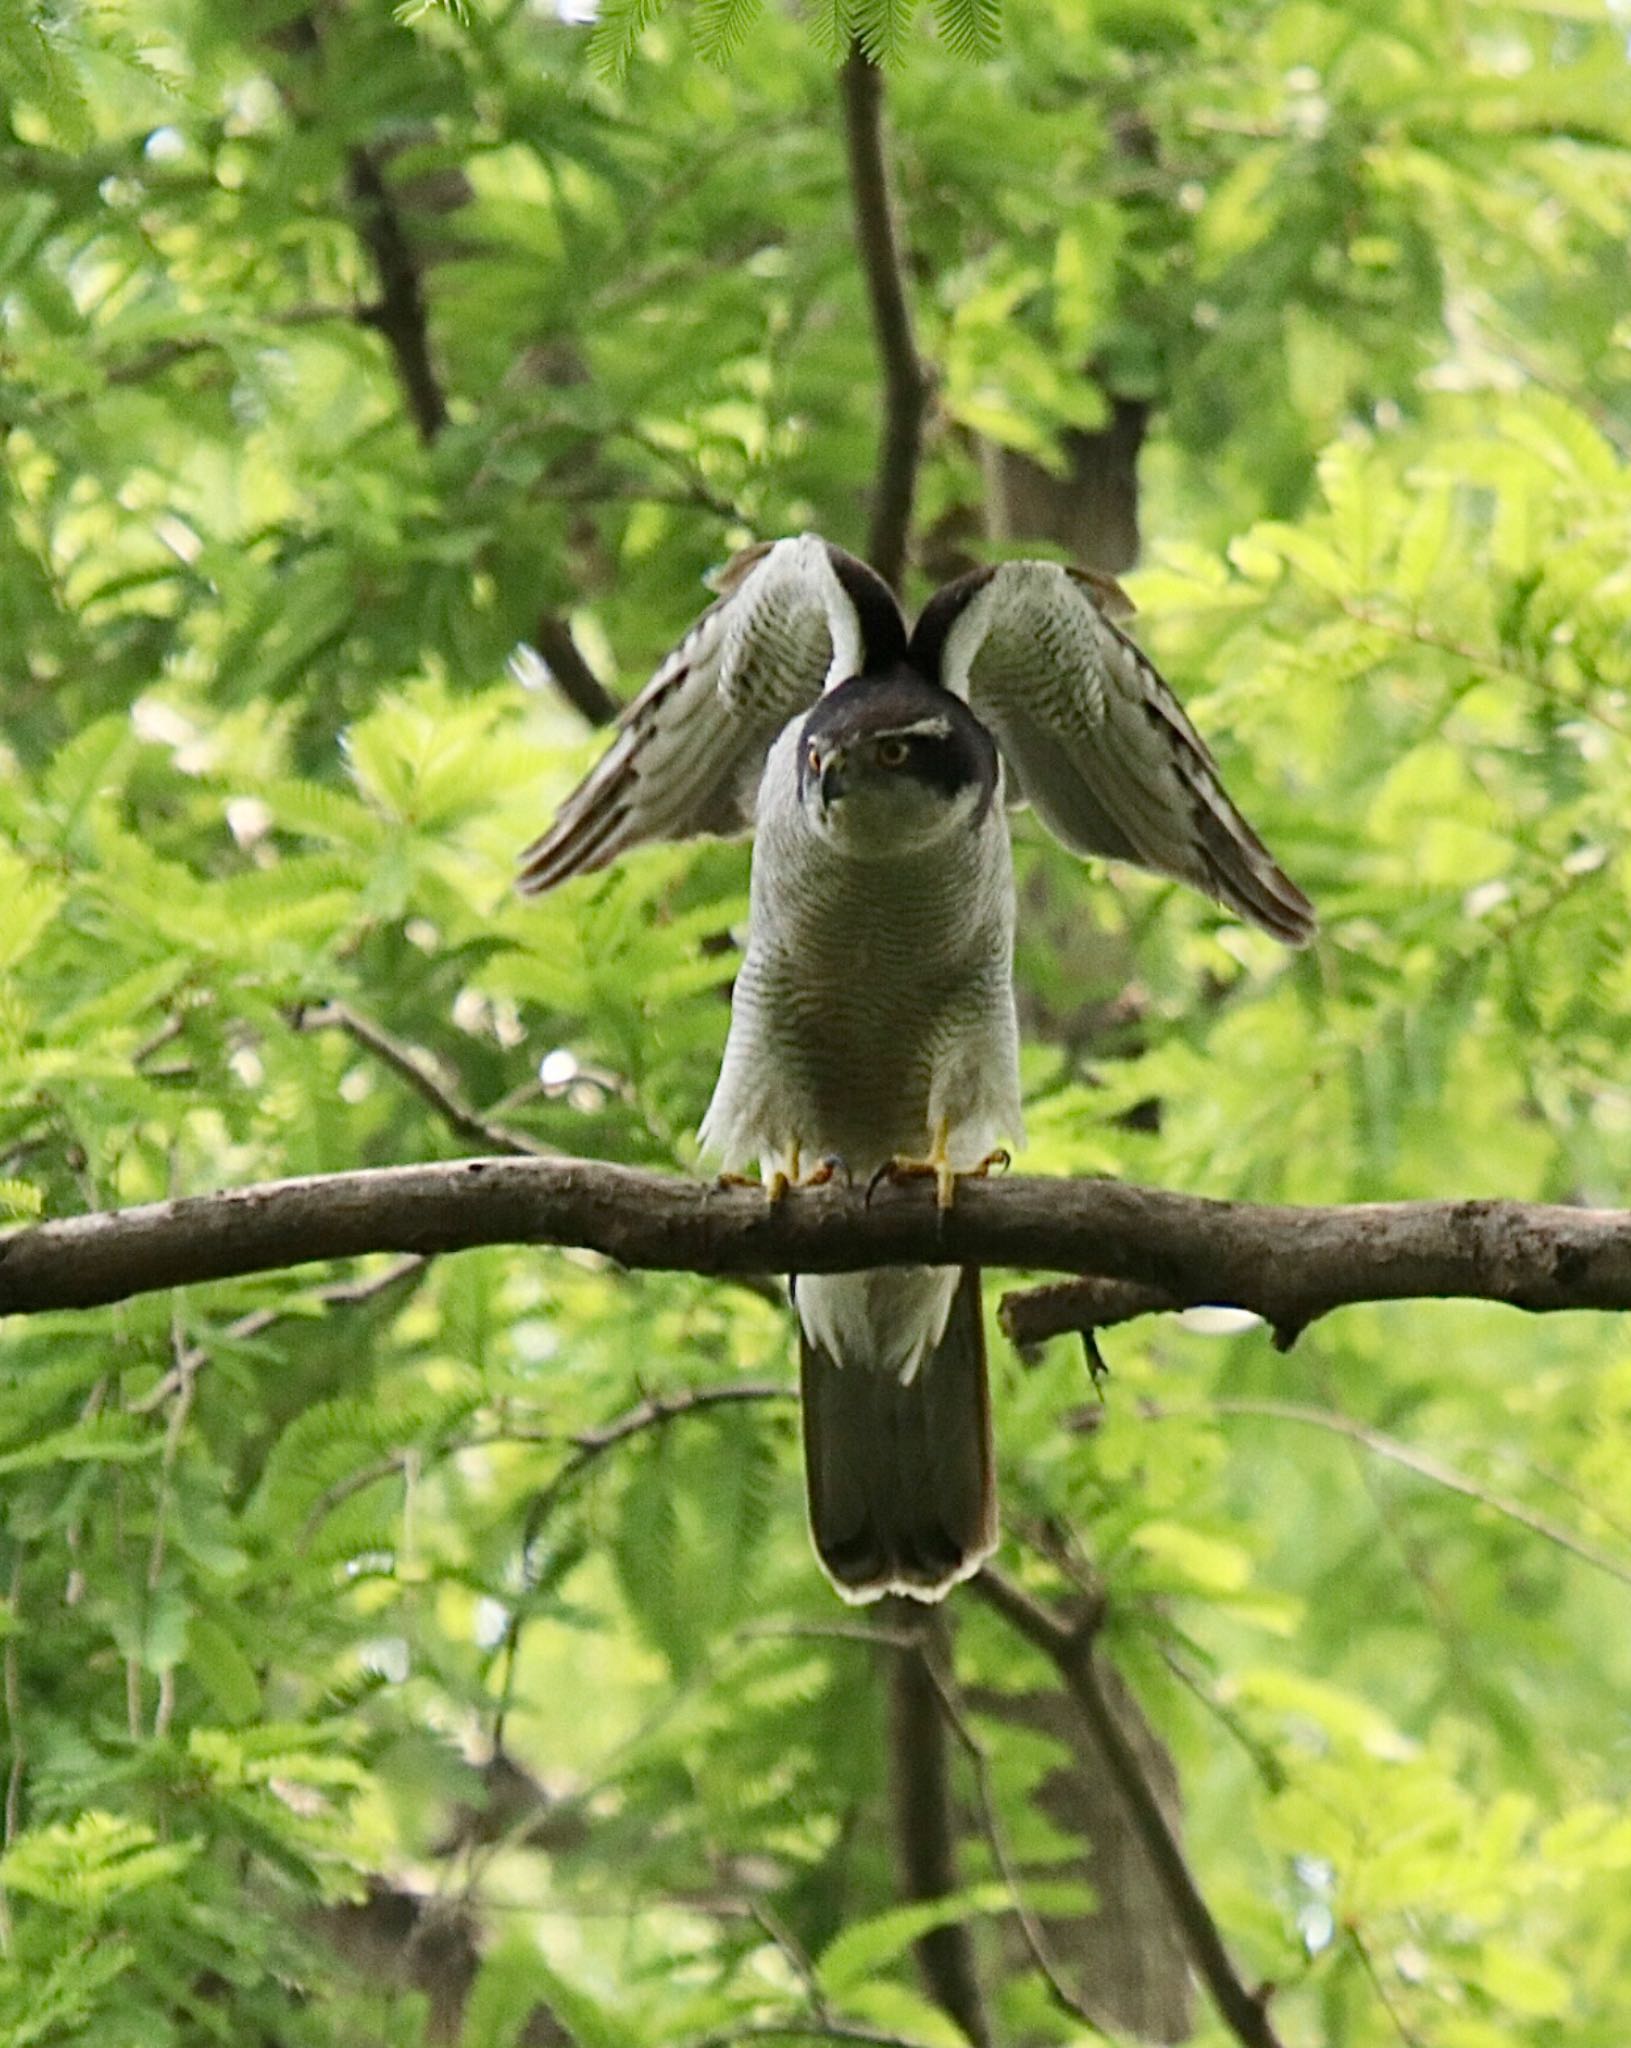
[
  {"left": 839, "top": 49, "right": 930, "bottom": 591},
  {"left": 529, "top": 612, "right": 622, "bottom": 728},
  {"left": 974, "top": 1569, "right": 1283, "bottom": 2048},
  {"left": 347, "top": 146, "right": 448, "bottom": 445},
  {"left": 886, "top": 1610, "right": 993, "bottom": 2047},
  {"left": 8, "top": 1159, "right": 1631, "bottom": 1331},
  {"left": 295, "top": 1002, "right": 556, "bottom": 1158},
  {"left": 1000, "top": 1275, "right": 1182, "bottom": 1347}
]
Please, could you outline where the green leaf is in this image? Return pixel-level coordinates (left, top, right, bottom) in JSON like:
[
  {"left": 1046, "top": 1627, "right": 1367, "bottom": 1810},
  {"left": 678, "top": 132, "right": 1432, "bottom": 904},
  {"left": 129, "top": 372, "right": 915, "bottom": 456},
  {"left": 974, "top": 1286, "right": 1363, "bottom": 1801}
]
[
  {"left": 588, "top": 0, "right": 666, "bottom": 78},
  {"left": 691, "top": 0, "right": 764, "bottom": 64},
  {"left": 817, "top": 1882, "right": 1011, "bottom": 1994},
  {"left": 0, "top": 0, "right": 93, "bottom": 149},
  {"left": 930, "top": 0, "right": 999, "bottom": 58},
  {"left": 0, "top": 1814, "right": 200, "bottom": 1910}
]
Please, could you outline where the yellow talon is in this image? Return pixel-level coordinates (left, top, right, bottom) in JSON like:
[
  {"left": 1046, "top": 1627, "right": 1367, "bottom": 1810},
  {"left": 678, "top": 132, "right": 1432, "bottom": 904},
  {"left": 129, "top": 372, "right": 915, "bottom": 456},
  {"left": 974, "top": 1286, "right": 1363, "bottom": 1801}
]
[{"left": 872, "top": 1119, "right": 960, "bottom": 1209}]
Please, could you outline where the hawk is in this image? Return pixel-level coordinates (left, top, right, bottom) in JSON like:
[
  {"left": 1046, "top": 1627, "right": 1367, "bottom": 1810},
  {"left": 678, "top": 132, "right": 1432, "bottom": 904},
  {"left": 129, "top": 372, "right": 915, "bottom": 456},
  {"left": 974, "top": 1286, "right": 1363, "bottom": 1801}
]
[
  {"left": 517, "top": 533, "right": 1315, "bottom": 944},
  {"left": 698, "top": 670, "right": 1021, "bottom": 1600},
  {"left": 517, "top": 537, "right": 1316, "bottom": 1598}
]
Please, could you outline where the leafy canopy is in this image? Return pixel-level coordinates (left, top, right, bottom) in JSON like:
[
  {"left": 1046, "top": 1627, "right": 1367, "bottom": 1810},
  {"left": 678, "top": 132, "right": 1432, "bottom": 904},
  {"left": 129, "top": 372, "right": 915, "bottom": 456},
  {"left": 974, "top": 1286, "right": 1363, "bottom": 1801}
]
[{"left": 0, "top": 0, "right": 1629, "bottom": 2042}]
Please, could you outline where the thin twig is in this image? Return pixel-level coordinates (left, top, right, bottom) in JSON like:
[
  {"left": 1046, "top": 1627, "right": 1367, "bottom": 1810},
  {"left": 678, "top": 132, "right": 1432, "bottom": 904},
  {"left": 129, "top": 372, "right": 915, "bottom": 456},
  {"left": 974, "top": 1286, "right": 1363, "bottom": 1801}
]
[
  {"left": 1157, "top": 1642, "right": 1287, "bottom": 1796},
  {"left": 128, "top": 1256, "right": 427, "bottom": 1416},
  {"left": 681, "top": 2023, "right": 947, "bottom": 2048},
  {"left": 298, "top": 1452, "right": 408, "bottom": 1552},
  {"left": 839, "top": 48, "right": 930, "bottom": 592},
  {"left": 147, "top": 1314, "right": 198, "bottom": 1746},
  {"left": 103, "top": 304, "right": 354, "bottom": 390},
  {"left": 1345, "top": 1925, "right": 1427, "bottom": 2048},
  {"left": 745, "top": 1903, "right": 830, "bottom": 2018},
  {"left": 295, "top": 1002, "right": 556, "bottom": 1158},
  {"left": 566, "top": 1380, "right": 794, "bottom": 1462},
  {"left": 915, "top": 1643, "right": 1109, "bottom": 2032},
  {"left": 3, "top": 1553, "right": 23, "bottom": 1848},
  {"left": 491, "top": 1380, "right": 794, "bottom": 1748},
  {"left": 1169, "top": 1397, "right": 1631, "bottom": 1591},
  {"left": 974, "top": 1567, "right": 1285, "bottom": 2048}
]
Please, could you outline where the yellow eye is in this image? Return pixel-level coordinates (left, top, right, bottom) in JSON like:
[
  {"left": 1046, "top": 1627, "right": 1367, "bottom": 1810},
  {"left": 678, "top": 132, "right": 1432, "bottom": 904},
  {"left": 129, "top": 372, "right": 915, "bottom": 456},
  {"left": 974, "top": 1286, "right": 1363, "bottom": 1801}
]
[
  {"left": 806, "top": 742, "right": 821, "bottom": 776},
  {"left": 876, "top": 737, "right": 909, "bottom": 769}
]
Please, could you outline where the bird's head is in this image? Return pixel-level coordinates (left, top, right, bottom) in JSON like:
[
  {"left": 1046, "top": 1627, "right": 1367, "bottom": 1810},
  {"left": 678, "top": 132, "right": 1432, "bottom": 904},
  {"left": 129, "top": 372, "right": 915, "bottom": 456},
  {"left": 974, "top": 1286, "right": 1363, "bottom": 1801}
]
[{"left": 795, "top": 669, "right": 999, "bottom": 857}]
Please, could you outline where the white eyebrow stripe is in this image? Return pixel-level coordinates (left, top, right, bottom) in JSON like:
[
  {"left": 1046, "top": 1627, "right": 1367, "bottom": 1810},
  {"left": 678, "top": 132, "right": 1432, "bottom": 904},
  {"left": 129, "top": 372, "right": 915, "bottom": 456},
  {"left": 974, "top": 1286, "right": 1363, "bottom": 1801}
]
[{"left": 880, "top": 716, "right": 953, "bottom": 740}]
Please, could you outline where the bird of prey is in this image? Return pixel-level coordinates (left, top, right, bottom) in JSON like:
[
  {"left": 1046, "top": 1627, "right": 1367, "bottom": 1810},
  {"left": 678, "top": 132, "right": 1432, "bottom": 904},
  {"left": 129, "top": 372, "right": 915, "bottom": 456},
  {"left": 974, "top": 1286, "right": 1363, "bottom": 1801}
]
[
  {"left": 517, "top": 533, "right": 1315, "bottom": 945},
  {"left": 698, "top": 670, "right": 1022, "bottom": 1601}
]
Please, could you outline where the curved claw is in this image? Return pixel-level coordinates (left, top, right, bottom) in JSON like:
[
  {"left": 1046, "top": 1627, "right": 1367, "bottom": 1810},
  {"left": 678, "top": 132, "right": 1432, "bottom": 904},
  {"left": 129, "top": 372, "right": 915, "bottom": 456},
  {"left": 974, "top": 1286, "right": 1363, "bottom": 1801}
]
[
  {"left": 865, "top": 1137, "right": 1012, "bottom": 1211},
  {"left": 866, "top": 1120, "right": 961, "bottom": 1209}
]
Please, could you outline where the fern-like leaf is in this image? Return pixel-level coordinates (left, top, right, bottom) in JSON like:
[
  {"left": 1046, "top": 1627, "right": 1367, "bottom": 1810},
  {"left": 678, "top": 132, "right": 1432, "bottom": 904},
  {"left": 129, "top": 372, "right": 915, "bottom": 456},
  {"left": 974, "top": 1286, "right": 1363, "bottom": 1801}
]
[
  {"left": 931, "top": 0, "right": 999, "bottom": 56},
  {"left": 806, "top": 0, "right": 854, "bottom": 57},
  {"left": 692, "top": 0, "right": 764, "bottom": 63},
  {"left": 588, "top": 0, "right": 666, "bottom": 78},
  {"left": 851, "top": 0, "right": 914, "bottom": 63}
]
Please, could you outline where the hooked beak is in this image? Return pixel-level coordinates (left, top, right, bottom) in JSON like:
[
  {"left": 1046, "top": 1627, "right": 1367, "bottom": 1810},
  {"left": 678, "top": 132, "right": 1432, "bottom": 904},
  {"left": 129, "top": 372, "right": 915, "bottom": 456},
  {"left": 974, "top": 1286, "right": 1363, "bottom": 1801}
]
[{"left": 817, "top": 749, "right": 847, "bottom": 809}]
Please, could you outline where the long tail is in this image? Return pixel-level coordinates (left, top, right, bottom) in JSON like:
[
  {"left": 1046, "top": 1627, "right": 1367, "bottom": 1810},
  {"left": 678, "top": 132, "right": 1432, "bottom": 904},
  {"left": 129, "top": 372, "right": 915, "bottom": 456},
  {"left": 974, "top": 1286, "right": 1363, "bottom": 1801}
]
[{"left": 796, "top": 1266, "right": 996, "bottom": 1603}]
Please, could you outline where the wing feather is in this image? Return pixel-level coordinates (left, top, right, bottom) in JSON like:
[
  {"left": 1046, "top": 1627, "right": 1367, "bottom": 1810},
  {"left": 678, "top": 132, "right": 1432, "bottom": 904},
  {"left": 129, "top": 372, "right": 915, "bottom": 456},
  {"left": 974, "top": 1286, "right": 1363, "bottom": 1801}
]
[
  {"left": 517, "top": 534, "right": 881, "bottom": 894},
  {"left": 914, "top": 561, "right": 1316, "bottom": 944}
]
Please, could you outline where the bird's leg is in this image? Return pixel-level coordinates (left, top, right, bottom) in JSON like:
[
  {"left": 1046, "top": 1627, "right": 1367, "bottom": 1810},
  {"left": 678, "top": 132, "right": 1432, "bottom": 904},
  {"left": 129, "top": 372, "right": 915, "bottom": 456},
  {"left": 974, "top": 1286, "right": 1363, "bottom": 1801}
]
[
  {"left": 871, "top": 1130, "right": 1012, "bottom": 1211},
  {"left": 870, "top": 1118, "right": 957, "bottom": 1209},
  {"left": 765, "top": 1142, "right": 800, "bottom": 1207},
  {"left": 725, "top": 1147, "right": 848, "bottom": 1204},
  {"left": 776, "top": 1147, "right": 853, "bottom": 1196}
]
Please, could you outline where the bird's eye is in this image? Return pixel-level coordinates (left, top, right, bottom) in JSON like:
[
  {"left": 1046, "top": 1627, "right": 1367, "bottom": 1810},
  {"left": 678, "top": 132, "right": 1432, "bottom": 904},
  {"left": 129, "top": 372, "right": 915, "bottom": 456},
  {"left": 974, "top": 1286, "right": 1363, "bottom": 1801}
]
[
  {"left": 806, "top": 742, "right": 821, "bottom": 776},
  {"left": 876, "top": 737, "right": 909, "bottom": 769}
]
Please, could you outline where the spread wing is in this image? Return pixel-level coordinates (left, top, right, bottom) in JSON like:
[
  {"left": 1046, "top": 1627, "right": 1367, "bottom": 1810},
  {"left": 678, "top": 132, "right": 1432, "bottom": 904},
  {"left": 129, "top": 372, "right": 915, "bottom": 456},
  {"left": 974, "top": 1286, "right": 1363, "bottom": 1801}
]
[
  {"left": 912, "top": 561, "right": 1316, "bottom": 945},
  {"left": 518, "top": 534, "right": 896, "bottom": 894}
]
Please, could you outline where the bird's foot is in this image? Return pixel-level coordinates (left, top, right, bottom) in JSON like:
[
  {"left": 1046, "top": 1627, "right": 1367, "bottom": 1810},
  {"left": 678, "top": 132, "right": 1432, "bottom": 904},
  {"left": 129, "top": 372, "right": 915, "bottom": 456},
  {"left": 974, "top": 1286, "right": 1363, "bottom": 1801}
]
[
  {"left": 868, "top": 1121, "right": 959, "bottom": 1210},
  {"left": 869, "top": 1133, "right": 1010, "bottom": 1211},
  {"left": 761, "top": 1146, "right": 849, "bottom": 1206}
]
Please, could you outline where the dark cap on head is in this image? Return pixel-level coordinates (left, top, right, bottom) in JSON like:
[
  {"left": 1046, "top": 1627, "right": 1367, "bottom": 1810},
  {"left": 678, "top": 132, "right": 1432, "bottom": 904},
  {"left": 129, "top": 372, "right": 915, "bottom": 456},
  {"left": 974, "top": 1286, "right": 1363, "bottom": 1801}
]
[{"left": 797, "top": 667, "right": 999, "bottom": 815}]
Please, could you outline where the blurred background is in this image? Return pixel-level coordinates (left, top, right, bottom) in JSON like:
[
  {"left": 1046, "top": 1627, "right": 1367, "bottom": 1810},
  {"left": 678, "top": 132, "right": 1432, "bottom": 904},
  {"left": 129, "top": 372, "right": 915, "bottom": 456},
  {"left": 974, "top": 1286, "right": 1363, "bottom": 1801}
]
[{"left": 0, "top": 0, "right": 1630, "bottom": 2041}]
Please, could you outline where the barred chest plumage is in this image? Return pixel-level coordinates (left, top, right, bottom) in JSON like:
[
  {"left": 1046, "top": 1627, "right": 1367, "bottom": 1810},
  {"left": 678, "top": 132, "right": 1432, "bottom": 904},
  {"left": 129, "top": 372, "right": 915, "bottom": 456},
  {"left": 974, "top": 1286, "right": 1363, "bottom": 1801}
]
[{"left": 701, "top": 716, "right": 1021, "bottom": 1181}]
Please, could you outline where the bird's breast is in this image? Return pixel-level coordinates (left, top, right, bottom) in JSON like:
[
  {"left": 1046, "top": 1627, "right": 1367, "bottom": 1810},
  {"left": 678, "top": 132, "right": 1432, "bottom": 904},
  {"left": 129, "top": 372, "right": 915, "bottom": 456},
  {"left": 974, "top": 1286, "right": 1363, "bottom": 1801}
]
[{"left": 741, "top": 822, "right": 1010, "bottom": 1167}]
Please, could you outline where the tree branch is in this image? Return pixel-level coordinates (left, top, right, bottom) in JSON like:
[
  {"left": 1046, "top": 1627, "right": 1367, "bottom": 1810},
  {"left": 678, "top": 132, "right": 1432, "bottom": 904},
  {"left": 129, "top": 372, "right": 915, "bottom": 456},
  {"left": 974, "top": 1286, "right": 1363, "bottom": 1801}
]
[
  {"left": 1000, "top": 1275, "right": 1180, "bottom": 1348},
  {"left": 7, "top": 1160, "right": 1631, "bottom": 1333},
  {"left": 129, "top": 1256, "right": 426, "bottom": 1415},
  {"left": 1162, "top": 1398, "right": 1631, "bottom": 1591},
  {"left": 347, "top": 146, "right": 448, "bottom": 445},
  {"left": 491, "top": 1378, "right": 795, "bottom": 1749},
  {"left": 974, "top": 1569, "right": 1284, "bottom": 2048},
  {"left": 913, "top": 1644, "right": 1105, "bottom": 2032},
  {"left": 529, "top": 612, "right": 622, "bottom": 729},
  {"left": 886, "top": 1609, "right": 993, "bottom": 2047},
  {"left": 839, "top": 49, "right": 930, "bottom": 592},
  {"left": 295, "top": 1002, "right": 555, "bottom": 1158}
]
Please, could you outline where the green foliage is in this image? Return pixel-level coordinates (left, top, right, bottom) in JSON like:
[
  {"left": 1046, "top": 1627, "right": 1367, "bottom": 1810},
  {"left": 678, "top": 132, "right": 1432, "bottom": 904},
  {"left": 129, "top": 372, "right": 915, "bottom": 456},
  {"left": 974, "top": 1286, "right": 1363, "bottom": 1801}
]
[{"left": 0, "top": 0, "right": 1627, "bottom": 2042}]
